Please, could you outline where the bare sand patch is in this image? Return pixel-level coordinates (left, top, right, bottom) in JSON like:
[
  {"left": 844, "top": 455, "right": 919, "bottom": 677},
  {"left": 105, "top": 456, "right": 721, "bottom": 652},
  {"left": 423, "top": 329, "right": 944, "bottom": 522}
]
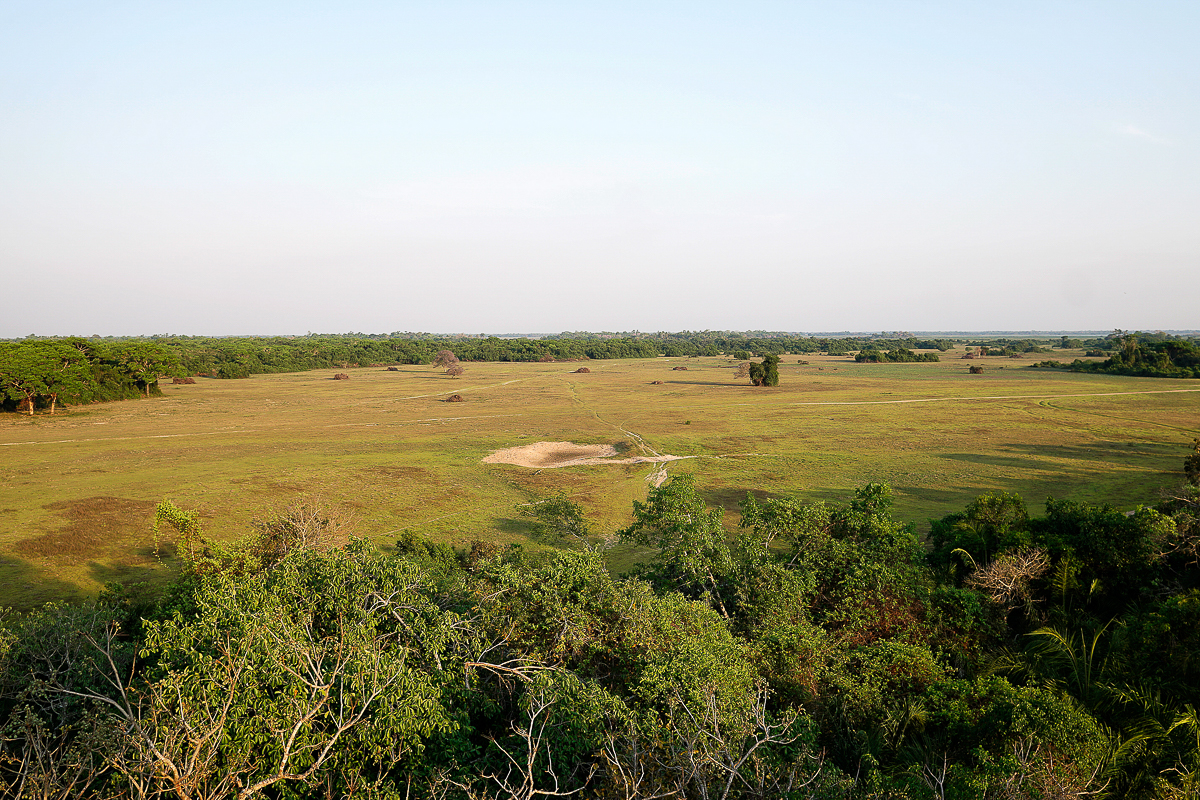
[{"left": 482, "top": 441, "right": 686, "bottom": 469}]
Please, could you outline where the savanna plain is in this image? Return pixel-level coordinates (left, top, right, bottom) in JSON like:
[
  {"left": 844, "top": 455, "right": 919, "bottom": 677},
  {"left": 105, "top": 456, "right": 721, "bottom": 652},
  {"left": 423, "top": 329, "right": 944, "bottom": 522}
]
[{"left": 2, "top": 351, "right": 1196, "bottom": 609}]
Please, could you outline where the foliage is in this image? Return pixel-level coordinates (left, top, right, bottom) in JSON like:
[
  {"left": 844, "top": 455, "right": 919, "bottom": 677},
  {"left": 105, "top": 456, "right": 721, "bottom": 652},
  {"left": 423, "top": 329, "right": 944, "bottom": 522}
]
[
  {"left": 747, "top": 354, "right": 780, "bottom": 386},
  {"left": 0, "top": 339, "right": 181, "bottom": 414},
  {"left": 1035, "top": 333, "right": 1200, "bottom": 378},
  {"left": 855, "top": 347, "right": 940, "bottom": 363},
  {"left": 1186, "top": 439, "right": 1200, "bottom": 486},
  {"left": 4, "top": 475, "right": 1200, "bottom": 797},
  {"left": 619, "top": 474, "right": 734, "bottom": 617},
  {"left": 521, "top": 494, "right": 597, "bottom": 550}
]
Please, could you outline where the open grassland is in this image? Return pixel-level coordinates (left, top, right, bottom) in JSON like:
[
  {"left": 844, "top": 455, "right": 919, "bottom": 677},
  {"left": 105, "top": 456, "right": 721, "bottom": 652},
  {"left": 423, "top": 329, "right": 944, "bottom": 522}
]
[{"left": 2, "top": 352, "right": 1197, "bottom": 608}]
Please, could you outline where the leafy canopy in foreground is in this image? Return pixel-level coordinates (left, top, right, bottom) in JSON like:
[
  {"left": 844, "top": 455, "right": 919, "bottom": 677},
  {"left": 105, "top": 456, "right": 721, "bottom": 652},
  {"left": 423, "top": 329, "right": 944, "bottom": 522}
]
[{"left": 3, "top": 469, "right": 1200, "bottom": 798}]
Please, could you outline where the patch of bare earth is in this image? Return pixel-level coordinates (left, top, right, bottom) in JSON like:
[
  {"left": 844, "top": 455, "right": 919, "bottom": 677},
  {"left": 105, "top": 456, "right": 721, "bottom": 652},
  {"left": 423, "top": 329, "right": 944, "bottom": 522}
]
[
  {"left": 482, "top": 441, "right": 686, "bottom": 469},
  {"left": 15, "top": 497, "right": 156, "bottom": 561}
]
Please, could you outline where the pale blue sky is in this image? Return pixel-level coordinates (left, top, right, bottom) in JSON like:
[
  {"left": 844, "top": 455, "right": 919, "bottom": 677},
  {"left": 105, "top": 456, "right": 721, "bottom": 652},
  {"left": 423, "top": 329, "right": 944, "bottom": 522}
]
[{"left": 2, "top": 1, "right": 1197, "bottom": 335}]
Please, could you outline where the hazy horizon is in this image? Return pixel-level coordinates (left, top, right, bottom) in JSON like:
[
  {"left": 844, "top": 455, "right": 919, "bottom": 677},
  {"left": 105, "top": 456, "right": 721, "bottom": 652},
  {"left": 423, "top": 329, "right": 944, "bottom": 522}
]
[
  {"left": 9, "top": 328, "right": 1198, "bottom": 342},
  {"left": 4, "top": 2, "right": 1197, "bottom": 337}
]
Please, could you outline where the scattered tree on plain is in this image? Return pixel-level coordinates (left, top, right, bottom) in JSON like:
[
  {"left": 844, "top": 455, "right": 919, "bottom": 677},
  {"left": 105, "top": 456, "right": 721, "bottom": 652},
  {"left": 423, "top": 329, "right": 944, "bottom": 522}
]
[
  {"left": 432, "top": 349, "right": 459, "bottom": 369},
  {"left": 748, "top": 354, "right": 780, "bottom": 386}
]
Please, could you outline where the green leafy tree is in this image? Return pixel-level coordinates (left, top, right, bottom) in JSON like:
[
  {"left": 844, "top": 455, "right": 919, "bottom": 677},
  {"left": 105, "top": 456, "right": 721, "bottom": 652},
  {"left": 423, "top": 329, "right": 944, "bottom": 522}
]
[
  {"left": 620, "top": 474, "right": 734, "bottom": 618},
  {"left": 0, "top": 343, "right": 50, "bottom": 414},
  {"left": 928, "top": 492, "right": 1031, "bottom": 577},
  {"left": 522, "top": 493, "right": 595, "bottom": 549},
  {"left": 30, "top": 540, "right": 459, "bottom": 798},
  {"left": 748, "top": 354, "right": 779, "bottom": 386},
  {"left": 40, "top": 342, "right": 92, "bottom": 414},
  {"left": 111, "top": 342, "right": 181, "bottom": 397}
]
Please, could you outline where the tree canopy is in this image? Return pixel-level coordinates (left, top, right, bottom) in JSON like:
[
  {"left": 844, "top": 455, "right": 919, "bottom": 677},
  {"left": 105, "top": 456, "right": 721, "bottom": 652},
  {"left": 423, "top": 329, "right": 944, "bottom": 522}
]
[{"left": 0, "top": 339, "right": 180, "bottom": 413}]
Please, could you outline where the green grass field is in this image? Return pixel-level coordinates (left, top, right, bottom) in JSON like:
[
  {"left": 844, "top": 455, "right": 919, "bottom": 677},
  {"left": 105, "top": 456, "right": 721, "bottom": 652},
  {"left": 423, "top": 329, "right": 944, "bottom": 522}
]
[{"left": 2, "top": 351, "right": 1197, "bottom": 608}]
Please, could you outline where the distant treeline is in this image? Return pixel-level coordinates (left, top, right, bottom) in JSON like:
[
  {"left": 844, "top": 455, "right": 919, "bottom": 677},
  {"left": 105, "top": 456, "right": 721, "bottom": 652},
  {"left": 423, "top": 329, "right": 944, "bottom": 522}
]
[
  {"left": 1, "top": 333, "right": 964, "bottom": 413},
  {"left": 1036, "top": 335, "right": 1200, "bottom": 379},
  {"left": 10, "top": 329, "right": 1198, "bottom": 414},
  {"left": 963, "top": 338, "right": 1053, "bottom": 356},
  {"left": 157, "top": 333, "right": 959, "bottom": 374}
]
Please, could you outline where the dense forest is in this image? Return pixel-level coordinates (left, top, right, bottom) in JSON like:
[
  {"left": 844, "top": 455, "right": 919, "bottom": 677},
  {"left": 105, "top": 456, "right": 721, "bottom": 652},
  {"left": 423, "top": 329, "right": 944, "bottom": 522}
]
[{"left": 3, "top": 455, "right": 1200, "bottom": 798}]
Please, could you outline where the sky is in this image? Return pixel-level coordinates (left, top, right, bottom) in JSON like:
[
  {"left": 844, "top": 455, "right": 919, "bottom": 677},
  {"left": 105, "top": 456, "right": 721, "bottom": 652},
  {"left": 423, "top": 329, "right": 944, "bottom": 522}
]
[{"left": 2, "top": 1, "right": 1197, "bottom": 336}]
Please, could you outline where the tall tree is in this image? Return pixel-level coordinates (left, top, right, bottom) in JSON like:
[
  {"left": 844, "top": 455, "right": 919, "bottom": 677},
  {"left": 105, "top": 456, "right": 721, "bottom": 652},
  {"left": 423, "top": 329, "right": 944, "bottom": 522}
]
[
  {"left": 41, "top": 342, "right": 93, "bottom": 414},
  {"left": 0, "top": 343, "right": 51, "bottom": 414}
]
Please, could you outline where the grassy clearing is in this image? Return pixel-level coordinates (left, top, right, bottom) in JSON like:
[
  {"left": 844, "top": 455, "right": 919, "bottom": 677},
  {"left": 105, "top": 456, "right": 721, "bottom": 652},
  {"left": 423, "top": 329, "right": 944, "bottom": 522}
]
[{"left": 1, "top": 352, "right": 1197, "bottom": 608}]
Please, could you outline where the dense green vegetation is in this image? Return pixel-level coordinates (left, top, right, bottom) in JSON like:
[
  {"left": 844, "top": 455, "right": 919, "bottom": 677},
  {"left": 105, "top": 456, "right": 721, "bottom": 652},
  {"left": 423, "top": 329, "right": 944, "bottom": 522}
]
[
  {"left": 1036, "top": 335, "right": 1200, "bottom": 379},
  {"left": 854, "top": 348, "right": 940, "bottom": 363},
  {"left": 14, "top": 331, "right": 1198, "bottom": 411},
  {"left": 0, "top": 339, "right": 182, "bottom": 414},
  {"left": 749, "top": 353, "right": 781, "bottom": 385},
  {"left": 4, "top": 468, "right": 1199, "bottom": 798},
  {"left": 10, "top": 334, "right": 937, "bottom": 377}
]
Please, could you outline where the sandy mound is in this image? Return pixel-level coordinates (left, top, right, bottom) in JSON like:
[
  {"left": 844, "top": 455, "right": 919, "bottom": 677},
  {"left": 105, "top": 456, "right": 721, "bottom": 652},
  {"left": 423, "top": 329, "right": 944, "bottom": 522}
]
[{"left": 482, "top": 441, "right": 686, "bottom": 469}]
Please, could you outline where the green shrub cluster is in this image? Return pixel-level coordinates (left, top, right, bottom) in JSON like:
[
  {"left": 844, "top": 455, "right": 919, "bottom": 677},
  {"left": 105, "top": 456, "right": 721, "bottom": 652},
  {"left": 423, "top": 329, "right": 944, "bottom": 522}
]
[
  {"left": 854, "top": 347, "right": 940, "bottom": 363},
  {"left": 963, "top": 339, "right": 1051, "bottom": 356}
]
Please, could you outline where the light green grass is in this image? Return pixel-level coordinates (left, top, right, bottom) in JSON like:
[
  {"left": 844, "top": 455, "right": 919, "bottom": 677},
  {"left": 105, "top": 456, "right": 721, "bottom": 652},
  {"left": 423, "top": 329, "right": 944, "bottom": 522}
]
[{"left": 1, "top": 352, "right": 1196, "bottom": 608}]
